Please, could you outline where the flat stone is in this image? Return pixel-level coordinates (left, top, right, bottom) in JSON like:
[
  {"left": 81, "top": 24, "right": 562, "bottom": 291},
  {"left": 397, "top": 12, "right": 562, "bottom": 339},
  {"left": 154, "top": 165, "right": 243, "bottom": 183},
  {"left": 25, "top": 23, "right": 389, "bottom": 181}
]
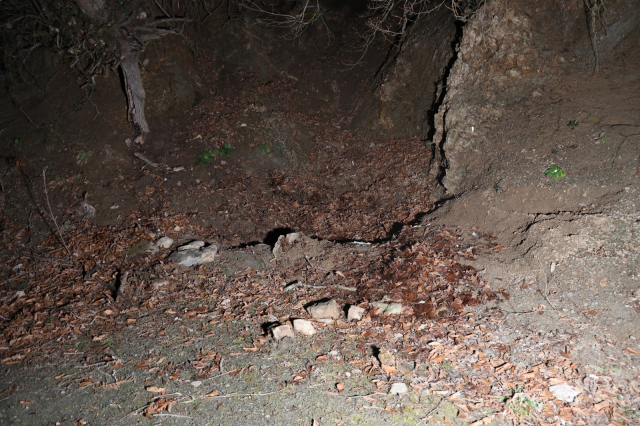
[
  {"left": 178, "top": 240, "right": 206, "bottom": 251},
  {"left": 385, "top": 303, "right": 403, "bottom": 315},
  {"left": 372, "top": 302, "right": 388, "bottom": 310},
  {"left": 549, "top": 384, "right": 581, "bottom": 402},
  {"left": 152, "top": 279, "right": 169, "bottom": 289},
  {"left": 307, "top": 299, "right": 340, "bottom": 320},
  {"left": 377, "top": 347, "right": 395, "bottom": 366},
  {"left": 156, "top": 236, "right": 174, "bottom": 249},
  {"left": 169, "top": 245, "right": 217, "bottom": 266},
  {"left": 272, "top": 324, "right": 295, "bottom": 341},
  {"left": 292, "top": 319, "right": 316, "bottom": 336},
  {"left": 390, "top": 383, "right": 408, "bottom": 395},
  {"left": 272, "top": 232, "right": 302, "bottom": 258},
  {"left": 347, "top": 305, "right": 365, "bottom": 321}
]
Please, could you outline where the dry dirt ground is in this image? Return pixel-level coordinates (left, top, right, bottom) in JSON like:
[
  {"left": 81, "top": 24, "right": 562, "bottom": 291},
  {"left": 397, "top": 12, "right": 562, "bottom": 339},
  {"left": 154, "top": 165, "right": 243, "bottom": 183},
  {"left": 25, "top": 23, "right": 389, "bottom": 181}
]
[{"left": 1, "top": 10, "right": 639, "bottom": 426}]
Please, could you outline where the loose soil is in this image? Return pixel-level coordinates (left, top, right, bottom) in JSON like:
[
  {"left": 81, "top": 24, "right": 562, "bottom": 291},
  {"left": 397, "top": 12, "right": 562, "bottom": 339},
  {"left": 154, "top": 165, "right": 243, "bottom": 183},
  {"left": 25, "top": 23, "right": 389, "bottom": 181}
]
[{"left": 1, "top": 6, "right": 639, "bottom": 426}]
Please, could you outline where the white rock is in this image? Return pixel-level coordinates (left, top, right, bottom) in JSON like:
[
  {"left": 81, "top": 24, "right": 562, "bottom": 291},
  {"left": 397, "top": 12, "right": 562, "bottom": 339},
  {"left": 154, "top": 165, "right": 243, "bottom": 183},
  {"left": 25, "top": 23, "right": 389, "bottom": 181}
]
[
  {"left": 292, "top": 319, "right": 316, "bottom": 336},
  {"left": 191, "top": 381, "right": 202, "bottom": 387},
  {"left": 347, "top": 305, "right": 365, "bottom": 321},
  {"left": 272, "top": 232, "right": 302, "bottom": 258},
  {"left": 385, "top": 303, "right": 403, "bottom": 315},
  {"left": 307, "top": 299, "right": 340, "bottom": 319},
  {"left": 272, "top": 324, "right": 295, "bottom": 341},
  {"left": 169, "top": 245, "right": 218, "bottom": 266},
  {"left": 372, "top": 302, "right": 388, "bottom": 310},
  {"left": 549, "top": 384, "right": 581, "bottom": 402},
  {"left": 156, "top": 236, "right": 174, "bottom": 249},
  {"left": 178, "top": 240, "right": 205, "bottom": 251},
  {"left": 153, "top": 279, "right": 169, "bottom": 289},
  {"left": 389, "top": 383, "right": 408, "bottom": 395}
]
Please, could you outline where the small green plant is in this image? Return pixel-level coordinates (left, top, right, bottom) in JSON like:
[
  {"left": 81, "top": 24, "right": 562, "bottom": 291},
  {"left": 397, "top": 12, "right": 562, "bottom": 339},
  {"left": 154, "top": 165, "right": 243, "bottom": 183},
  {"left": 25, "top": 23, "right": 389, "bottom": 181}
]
[
  {"left": 567, "top": 120, "right": 579, "bottom": 129},
  {"left": 75, "top": 151, "right": 92, "bottom": 165},
  {"left": 258, "top": 144, "right": 271, "bottom": 153},
  {"left": 196, "top": 148, "right": 215, "bottom": 165},
  {"left": 212, "top": 143, "right": 235, "bottom": 157},
  {"left": 274, "top": 141, "right": 286, "bottom": 156},
  {"left": 12, "top": 138, "right": 22, "bottom": 148},
  {"left": 209, "top": 178, "right": 216, "bottom": 185},
  {"left": 507, "top": 394, "right": 540, "bottom": 417},
  {"left": 544, "top": 165, "right": 566, "bottom": 181},
  {"left": 340, "top": 44, "right": 348, "bottom": 51}
]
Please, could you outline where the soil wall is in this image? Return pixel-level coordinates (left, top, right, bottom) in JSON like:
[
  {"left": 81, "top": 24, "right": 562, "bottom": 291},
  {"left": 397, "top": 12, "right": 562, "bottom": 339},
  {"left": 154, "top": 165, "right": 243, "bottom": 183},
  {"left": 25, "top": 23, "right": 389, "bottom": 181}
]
[
  {"left": 351, "top": 7, "right": 458, "bottom": 140},
  {"left": 432, "top": 0, "right": 640, "bottom": 195}
]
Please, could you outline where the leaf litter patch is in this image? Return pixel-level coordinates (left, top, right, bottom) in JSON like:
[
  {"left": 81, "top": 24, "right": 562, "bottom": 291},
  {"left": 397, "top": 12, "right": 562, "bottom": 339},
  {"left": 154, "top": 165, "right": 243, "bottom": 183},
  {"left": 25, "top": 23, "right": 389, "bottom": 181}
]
[{"left": 1, "top": 71, "right": 638, "bottom": 424}]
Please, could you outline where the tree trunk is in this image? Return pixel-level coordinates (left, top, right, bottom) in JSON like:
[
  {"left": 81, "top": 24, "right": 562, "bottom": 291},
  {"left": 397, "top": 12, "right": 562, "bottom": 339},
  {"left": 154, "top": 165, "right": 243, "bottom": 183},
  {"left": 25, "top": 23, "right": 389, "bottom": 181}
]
[
  {"left": 120, "top": 51, "right": 150, "bottom": 135},
  {"left": 77, "top": 0, "right": 151, "bottom": 141}
]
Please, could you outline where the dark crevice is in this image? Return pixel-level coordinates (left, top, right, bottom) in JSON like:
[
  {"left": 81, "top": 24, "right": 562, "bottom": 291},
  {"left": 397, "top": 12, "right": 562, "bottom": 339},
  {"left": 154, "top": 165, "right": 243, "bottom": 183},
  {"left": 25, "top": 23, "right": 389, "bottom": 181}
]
[{"left": 426, "top": 19, "right": 465, "bottom": 187}]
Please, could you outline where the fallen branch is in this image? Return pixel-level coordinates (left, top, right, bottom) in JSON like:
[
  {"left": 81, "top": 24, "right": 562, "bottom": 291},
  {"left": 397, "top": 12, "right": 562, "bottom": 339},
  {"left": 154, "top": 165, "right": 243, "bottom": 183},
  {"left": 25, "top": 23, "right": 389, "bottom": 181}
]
[
  {"left": 42, "top": 168, "right": 72, "bottom": 259},
  {"left": 134, "top": 152, "right": 159, "bottom": 167}
]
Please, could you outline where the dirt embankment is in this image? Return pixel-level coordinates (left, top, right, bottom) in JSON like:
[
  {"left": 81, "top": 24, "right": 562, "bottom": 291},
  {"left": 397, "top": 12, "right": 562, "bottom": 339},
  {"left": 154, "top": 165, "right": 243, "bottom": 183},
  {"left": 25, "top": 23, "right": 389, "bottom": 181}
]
[{"left": 1, "top": 0, "right": 639, "bottom": 425}]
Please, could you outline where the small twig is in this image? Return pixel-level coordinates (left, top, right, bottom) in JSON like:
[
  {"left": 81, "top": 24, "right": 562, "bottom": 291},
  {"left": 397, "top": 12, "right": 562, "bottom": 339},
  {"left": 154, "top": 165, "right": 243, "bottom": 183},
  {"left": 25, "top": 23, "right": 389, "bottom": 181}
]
[
  {"left": 75, "top": 361, "right": 108, "bottom": 369},
  {"left": 134, "top": 152, "right": 159, "bottom": 168},
  {"left": 42, "top": 168, "right": 72, "bottom": 259},
  {"left": 83, "top": 265, "right": 100, "bottom": 281},
  {"left": 611, "top": 134, "right": 640, "bottom": 169},
  {"left": 153, "top": 0, "right": 172, "bottom": 17},
  {"left": 152, "top": 414, "right": 192, "bottom": 419},
  {"left": 205, "top": 391, "right": 279, "bottom": 398},
  {"left": 0, "top": 273, "right": 30, "bottom": 287},
  {"left": 423, "top": 396, "right": 445, "bottom": 418},
  {"left": 0, "top": 394, "right": 16, "bottom": 402},
  {"left": 534, "top": 255, "right": 557, "bottom": 311}
]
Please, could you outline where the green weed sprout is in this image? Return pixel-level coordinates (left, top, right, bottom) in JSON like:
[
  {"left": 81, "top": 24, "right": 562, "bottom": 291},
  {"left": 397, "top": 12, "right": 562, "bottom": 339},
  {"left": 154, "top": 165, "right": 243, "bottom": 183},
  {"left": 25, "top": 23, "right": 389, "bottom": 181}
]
[
  {"left": 196, "top": 144, "right": 235, "bottom": 166},
  {"left": 196, "top": 148, "right": 215, "bottom": 165},
  {"left": 212, "top": 143, "right": 235, "bottom": 157},
  {"left": 544, "top": 165, "right": 566, "bottom": 181}
]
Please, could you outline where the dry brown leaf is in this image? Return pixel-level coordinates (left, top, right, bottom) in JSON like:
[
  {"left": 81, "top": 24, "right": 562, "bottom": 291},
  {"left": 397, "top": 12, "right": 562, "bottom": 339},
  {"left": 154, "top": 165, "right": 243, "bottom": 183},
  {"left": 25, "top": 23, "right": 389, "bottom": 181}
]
[
  {"left": 381, "top": 364, "right": 398, "bottom": 375},
  {"left": 625, "top": 347, "right": 639, "bottom": 355},
  {"left": 146, "top": 386, "right": 165, "bottom": 393},
  {"left": 336, "top": 382, "right": 344, "bottom": 392},
  {"left": 205, "top": 390, "right": 219, "bottom": 397}
]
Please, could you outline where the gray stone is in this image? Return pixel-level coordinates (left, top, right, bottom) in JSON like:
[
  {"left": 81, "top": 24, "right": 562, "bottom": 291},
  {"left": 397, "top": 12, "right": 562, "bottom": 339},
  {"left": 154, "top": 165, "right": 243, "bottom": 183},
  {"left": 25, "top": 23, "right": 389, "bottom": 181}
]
[
  {"left": 272, "top": 324, "right": 295, "bottom": 341},
  {"left": 272, "top": 232, "right": 302, "bottom": 258},
  {"left": 169, "top": 245, "right": 218, "bottom": 266},
  {"left": 385, "top": 303, "right": 403, "bottom": 315},
  {"left": 390, "top": 383, "right": 408, "bottom": 395},
  {"left": 152, "top": 279, "right": 169, "bottom": 289},
  {"left": 549, "top": 384, "right": 581, "bottom": 402},
  {"left": 178, "top": 240, "right": 205, "bottom": 251},
  {"left": 292, "top": 319, "right": 316, "bottom": 336},
  {"left": 156, "top": 237, "right": 174, "bottom": 249},
  {"left": 372, "top": 302, "right": 389, "bottom": 311},
  {"left": 347, "top": 305, "right": 365, "bottom": 321},
  {"left": 307, "top": 299, "right": 340, "bottom": 320}
]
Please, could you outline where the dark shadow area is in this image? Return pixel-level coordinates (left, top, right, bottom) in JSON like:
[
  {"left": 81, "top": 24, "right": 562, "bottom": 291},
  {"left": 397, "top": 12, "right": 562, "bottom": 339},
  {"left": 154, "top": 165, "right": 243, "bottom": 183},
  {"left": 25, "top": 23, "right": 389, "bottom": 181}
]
[{"left": 263, "top": 227, "right": 295, "bottom": 247}]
